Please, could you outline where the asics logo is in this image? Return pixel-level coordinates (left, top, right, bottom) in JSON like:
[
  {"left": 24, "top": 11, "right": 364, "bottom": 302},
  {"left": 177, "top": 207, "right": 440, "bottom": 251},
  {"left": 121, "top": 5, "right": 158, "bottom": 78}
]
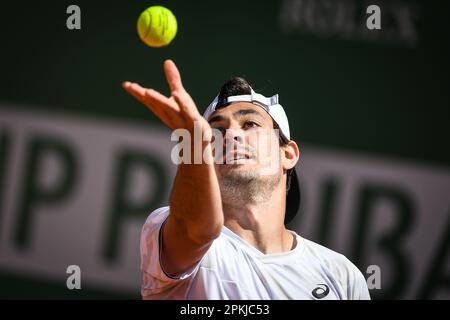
[{"left": 312, "top": 284, "right": 330, "bottom": 299}]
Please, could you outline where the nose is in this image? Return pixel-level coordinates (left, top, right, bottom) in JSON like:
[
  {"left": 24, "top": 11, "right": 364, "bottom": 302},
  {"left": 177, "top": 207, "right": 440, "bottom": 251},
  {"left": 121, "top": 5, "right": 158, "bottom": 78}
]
[{"left": 224, "top": 128, "right": 244, "bottom": 145}]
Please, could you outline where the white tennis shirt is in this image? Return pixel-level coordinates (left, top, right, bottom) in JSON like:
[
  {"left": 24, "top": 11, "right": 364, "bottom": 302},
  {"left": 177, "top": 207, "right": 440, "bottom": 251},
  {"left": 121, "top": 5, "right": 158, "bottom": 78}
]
[{"left": 140, "top": 206, "right": 371, "bottom": 300}]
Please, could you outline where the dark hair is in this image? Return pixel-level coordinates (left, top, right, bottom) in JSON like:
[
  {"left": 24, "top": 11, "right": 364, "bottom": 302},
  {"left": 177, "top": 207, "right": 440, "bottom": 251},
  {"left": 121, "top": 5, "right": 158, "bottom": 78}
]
[{"left": 218, "top": 77, "right": 294, "bottom": 191}]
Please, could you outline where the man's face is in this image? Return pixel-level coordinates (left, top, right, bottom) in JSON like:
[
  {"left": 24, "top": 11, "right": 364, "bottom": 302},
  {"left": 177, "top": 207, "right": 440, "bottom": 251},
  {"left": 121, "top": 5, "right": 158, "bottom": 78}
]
[{"left": 207, "top": 102, "right": 283, "bottom": 199}]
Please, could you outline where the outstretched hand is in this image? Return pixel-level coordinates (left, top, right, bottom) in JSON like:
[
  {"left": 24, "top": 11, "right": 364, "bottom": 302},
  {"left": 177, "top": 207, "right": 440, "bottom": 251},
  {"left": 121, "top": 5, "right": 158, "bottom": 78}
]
[{"left": 122, "top": 60, "right": 210, "bottom": 134}]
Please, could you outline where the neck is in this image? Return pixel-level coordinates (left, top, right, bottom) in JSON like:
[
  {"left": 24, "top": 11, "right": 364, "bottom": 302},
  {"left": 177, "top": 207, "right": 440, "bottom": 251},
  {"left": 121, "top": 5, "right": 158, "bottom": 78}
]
[{"left": 222, "top": 187, "right": 294, "bottom": 254}]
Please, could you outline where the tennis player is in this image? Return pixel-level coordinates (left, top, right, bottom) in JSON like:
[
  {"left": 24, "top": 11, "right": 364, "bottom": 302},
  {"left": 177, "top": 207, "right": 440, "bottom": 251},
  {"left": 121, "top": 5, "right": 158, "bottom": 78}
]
[{"left": 122, "top": 60, "right": 370, "bottom": 300}]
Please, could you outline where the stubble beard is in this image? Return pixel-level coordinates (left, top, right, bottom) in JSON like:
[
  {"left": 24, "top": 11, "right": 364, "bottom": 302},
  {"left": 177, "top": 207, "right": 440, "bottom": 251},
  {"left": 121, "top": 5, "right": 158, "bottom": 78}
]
[{"left": 219, "top": 166, "right": 281, "bottom": 207}]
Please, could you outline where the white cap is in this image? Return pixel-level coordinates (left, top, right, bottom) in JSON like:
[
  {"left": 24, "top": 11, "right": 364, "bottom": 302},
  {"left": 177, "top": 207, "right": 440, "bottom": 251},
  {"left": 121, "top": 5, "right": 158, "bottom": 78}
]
[{"left": 203, "top": 88, "right": 291, "bottom": 140}]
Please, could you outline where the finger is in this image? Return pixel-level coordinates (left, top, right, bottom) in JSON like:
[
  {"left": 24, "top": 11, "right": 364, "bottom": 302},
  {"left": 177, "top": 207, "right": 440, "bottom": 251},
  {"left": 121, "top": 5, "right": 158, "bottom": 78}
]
[
  {"left": 163, "top": 60, "right": 184, "bottom": 93},
  {"left": 123, "top": 82, "right": 182, "bottom": 129},
  {"left": 172, "top": 90, "right": 202, "bottom": 121},
  {"left": 153, "top": 109, "right": 178, "bottom": 130},
  {"left": 123, "top": 82, "right": 180, "bottom": 113},
  {"left": 144, "top": 88, "right": 181, "bottom": 114},
  {"left": 144, "top": 89, "right": 184, "bottom": 128},
  {"left": 122, "top": 81, "right": 148, "bottom": 104}
]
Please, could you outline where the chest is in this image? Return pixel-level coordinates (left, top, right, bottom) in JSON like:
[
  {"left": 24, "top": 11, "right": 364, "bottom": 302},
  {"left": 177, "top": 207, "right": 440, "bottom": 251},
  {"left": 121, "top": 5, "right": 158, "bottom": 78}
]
[{"left": 198, "top": 249, "right": 346, "bottom": 300}]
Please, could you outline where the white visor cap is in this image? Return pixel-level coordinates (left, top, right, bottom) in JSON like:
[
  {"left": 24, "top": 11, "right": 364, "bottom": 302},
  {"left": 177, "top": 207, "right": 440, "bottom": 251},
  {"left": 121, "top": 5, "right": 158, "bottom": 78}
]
[{"left": 203, "top": 88, "right": 291, "bottom": 140}]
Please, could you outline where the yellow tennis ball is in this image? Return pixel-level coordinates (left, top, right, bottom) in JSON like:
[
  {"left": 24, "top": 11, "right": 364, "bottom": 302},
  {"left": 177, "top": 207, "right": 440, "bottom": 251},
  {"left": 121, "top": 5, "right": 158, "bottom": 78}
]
[{"left": 137, "top": 6, "right": 178, "bottom": 48}]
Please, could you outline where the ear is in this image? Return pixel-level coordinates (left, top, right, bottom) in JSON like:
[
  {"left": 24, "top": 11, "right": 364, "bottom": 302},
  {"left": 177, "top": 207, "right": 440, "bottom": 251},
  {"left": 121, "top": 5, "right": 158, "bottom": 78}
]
[{"left": 282, "top": 141, "right": 300, "bottom": 171}]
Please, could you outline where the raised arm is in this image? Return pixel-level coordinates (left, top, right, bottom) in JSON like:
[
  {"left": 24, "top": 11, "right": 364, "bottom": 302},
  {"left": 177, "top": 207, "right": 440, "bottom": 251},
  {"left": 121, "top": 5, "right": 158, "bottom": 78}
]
[{"left": 123, "top": 60, "right": 223, "bottom": 276}]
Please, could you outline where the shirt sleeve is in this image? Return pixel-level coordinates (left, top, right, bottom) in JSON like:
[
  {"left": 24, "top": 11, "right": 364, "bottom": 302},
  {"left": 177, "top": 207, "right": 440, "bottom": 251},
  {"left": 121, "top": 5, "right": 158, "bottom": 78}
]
[{"left": 139, "top": 206, "right": 200, "bottom": 298}]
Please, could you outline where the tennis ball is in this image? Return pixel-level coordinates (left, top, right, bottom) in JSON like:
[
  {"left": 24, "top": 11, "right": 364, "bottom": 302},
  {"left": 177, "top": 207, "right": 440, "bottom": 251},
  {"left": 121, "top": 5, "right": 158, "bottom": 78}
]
[{"left": 137, "top": 6, "right": 178, "bottom": 48}]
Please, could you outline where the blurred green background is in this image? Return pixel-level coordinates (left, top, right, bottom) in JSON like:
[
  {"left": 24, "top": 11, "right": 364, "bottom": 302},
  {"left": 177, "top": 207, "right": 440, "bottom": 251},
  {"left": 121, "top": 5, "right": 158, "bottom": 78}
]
[{"left": 0, "top": 0, "right": 449, "bottom": 299}]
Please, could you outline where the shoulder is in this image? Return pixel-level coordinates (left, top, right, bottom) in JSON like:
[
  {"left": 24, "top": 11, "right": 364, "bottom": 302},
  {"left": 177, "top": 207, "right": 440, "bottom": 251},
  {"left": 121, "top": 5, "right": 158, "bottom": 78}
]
[
  {"left": 141, "top": 206, "right": 170, "bottom": 236},
  {"left": 140, "top": 206, "right": 171, "bottom": 275},
  {"left": 140, "top": 206, "right": 170, "bottom": 263},
  {"left": 300, "top": 237, "right": 354, "bottom": 269},
  {"left": 299, "top": 236, "right": 370, "bottom": 299},
  {"left": 140, "top": 206, "right": 170, "bottom": 259},
  {"left": 144, "top": 206, "right": 170, "bottom": 225}
]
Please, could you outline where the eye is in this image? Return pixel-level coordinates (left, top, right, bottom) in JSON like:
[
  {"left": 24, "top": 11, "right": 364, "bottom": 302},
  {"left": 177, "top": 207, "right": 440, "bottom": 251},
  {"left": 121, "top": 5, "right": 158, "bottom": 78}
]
[{"left": 243, "top": 121, "right": 259, "bottom": 129}]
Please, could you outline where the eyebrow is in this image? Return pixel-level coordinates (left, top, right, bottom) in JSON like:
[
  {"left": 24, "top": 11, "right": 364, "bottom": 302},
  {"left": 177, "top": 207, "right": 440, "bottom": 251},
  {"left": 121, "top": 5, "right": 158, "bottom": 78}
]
[{"left": 208, "top": 108, "right": 264, "bottom": 124}]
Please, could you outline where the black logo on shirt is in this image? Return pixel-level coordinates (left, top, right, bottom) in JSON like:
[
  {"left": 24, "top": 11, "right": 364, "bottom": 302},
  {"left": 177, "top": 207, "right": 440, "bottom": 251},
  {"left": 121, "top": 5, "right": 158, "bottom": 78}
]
[{"left": 312, "top": 284, "right": 330, "bottom": 299}]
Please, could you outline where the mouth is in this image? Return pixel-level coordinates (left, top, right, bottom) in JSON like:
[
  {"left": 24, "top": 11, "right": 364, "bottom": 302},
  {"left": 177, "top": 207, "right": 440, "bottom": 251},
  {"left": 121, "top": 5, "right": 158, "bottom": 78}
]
[{"left": 223, "top": 151, "right": 251, "bottom": 164}]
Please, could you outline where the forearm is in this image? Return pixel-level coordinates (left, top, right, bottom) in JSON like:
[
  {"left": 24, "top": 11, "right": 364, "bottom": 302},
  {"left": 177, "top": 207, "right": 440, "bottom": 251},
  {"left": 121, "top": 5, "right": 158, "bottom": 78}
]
[{"left": 169, "top": 143, "right": 224, "bottom": 243}]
